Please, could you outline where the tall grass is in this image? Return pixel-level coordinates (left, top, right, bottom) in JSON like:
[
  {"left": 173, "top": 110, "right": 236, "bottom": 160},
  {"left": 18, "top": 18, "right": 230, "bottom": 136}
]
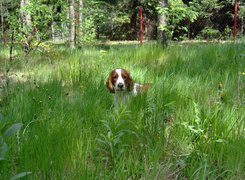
[{"left": 0, "top": 41, "right": 244, "bottom": 179}]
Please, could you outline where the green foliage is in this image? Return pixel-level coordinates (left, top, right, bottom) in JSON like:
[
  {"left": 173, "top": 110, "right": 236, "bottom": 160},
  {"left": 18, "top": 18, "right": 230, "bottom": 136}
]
[
  {"left": 155, "top": 0, "right": 237, "bottom": 40},
  {"left": 4, "top": 0, "right": 67, "bottom": 54},
  {"left": 0, "top": 116, "right": 24, "bottom": 178},
  {"left": 80, "top": 0, "right": 131, "bottom": 42},
  {"left": 223, "top": 26, "right": 232, "bottom": 39},
  {"left": 0, "top": 120, "right": 22, "bottom": 160},
  {"left": 239, "top": 3, "right": 245, "bottom": 18},
  {"left": 199, "top": 27, "right": 221, "bottom": 40},
  {"left": 97, "top": 108, "right": 139, "bottom": 166},
  {"left": 188, "top": 0, "right": 229, "bottom": 39},
  {"left": 157, "top": 0, "right": 198, "bottom": 40},
  {"left": 10, "top": 172, "right": 32, "bottom": 180},
  {"left": 1, "top": 0, "right": 243, "bottom": 48}
]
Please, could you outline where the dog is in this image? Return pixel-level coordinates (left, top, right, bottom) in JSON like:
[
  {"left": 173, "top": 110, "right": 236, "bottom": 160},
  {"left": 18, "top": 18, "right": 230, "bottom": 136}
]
[{"left": 106, "top": 68, "right": 151, "bottom": 106}]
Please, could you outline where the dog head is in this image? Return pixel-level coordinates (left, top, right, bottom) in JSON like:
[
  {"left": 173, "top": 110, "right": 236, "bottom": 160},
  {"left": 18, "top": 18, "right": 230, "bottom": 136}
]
[{"left": 106, "top": 68, "right": 133, "bottom": 93}]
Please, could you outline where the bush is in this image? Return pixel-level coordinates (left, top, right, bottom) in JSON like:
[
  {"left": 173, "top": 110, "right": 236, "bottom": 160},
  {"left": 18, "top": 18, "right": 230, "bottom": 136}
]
[{"left": 199, "top": 27, "right": 221, "bottom": 40}]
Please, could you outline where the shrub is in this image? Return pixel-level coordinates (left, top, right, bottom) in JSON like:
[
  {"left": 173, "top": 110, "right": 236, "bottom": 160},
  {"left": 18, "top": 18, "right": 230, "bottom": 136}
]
[{"left": 199, "top": 27, "right": 221, "bottom": 40}]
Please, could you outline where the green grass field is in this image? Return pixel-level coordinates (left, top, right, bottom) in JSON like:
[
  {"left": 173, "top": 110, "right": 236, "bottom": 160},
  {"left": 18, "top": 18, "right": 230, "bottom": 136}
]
[{"left": 0, "top": 41, "right": 245, "bottom": 179}]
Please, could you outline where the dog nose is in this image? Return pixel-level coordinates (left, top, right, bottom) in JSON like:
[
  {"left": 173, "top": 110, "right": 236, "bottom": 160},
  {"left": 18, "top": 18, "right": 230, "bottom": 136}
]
[{"left": 118, "top": 83, "right": 124, "bottom": 88}]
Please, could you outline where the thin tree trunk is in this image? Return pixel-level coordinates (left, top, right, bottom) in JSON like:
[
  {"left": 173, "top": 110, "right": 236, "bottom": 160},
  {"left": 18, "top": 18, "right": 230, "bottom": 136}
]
[
  {"left": 69, "top": 0, "right": 75, "bottom": 49},
  {"left": 19, "top": 0, "right": 32, "bottom": 27},
  {"left": 75, "top": 4, "right": 78, "bottom": 42},
  {"left": 158, "top": 0, "right": 168, "bottom": 46},
  {"left": 9, "top": 31, "right": 14, "bottom": 61},
  {"left": 61, "top": 23, "right": 65, "bottom": 42},
  {"left": 51, "top": 21, "right": 55, "bottom": 42},
  {"left": 1, "top": 0, "right": 6, "bottom": 46},
  {"left": 19, "top": 0, "right": 24, "bottom": 24},
  {"left": 77, "top": 0, "right": 83, "bottom": 44},
  {"left": 24, "top": 0, "right": 32, "bottom": 52},
  {"left": 25, "top": 0, "right": 32, "bottom": 27},
  {"left": 20, "top": 0, "right": 33, "bottom": 54}
]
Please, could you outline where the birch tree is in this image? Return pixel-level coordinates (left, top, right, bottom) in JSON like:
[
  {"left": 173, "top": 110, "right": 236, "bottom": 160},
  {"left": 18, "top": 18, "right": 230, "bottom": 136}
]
[
  {"left": 158, "top": 0, "right": 168, "bottom": 46},
  {"left": 77, "top": 0, "right": 83, "bottom": 44},
  {"left": 20, "top": 0, "right": 33, "bottom": 53},
  {"left": 69, "top": 0, "right": 75, "bottom": 49}
]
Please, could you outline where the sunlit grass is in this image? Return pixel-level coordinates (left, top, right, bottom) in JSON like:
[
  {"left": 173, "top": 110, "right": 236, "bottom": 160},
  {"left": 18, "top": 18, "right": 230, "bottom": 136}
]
[{"left": 0, "top": 41, "right": 245, "bottom": 179}]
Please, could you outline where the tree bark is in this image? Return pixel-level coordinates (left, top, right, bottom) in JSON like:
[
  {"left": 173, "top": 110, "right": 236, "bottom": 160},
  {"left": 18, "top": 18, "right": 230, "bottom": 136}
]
[
  {"left": 69, "top": 0, "right": 75, "bottom": 49},
  {"left": 158, "top": 0, "right": 168, "bottom": 46},
  {"left": 19, "top": 0, "right": 24, "bottom": 24},
  {"left": 19, "top": 0, "right": 32, "bottom": 27},
  {"left": 51, "top": 21, "right": 55, "bottom": 42},
  {"left": 20, "top": 0, "right": 33, "bottom": 54},
  {"left": 25, "top": 0, "right": 32, "bottom": 27},
  {"left": 9, "top": 31, "right": 14, "bottom": 61},
  {"left": 1, "top": 0, "right": 6, "bottom": 46},
  {"left": 77, "top": 0, "right": 83, "bottom": 44}
]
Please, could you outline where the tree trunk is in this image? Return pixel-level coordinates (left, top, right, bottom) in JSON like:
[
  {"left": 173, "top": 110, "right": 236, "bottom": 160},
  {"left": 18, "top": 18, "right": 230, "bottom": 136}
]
[
  {"left": 1, "top": 0, "right": 6, "bottom": 46},
  {"left": 9, "top": 31, "right": 14, "bottom": 61},
  {"left": 77, "top": 0, "right": 83, "bottom": 44},
  {"left": 19, "top": 0, "right": 32, "bottom": 27},
  {"left": 25, "top": 0, "right": 32, "bottom": 27},
  {"left": 51, "top": 21, "right": 55, "bottom": 42},
  {"left": 20, "top": 0, "right": 33, "bottom": 54},
  {"left": 158, "top": 0, "right": 168, "bottom": 46},
  {"left": 69, "top": 0, "right": 75, "bottom": 49},
  {"left": 19, "top": 0, "right": 24, "bottom": 24}
]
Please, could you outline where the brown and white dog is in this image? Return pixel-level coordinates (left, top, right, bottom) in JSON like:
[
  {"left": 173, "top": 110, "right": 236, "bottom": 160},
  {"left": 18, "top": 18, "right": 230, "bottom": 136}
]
[{"left": 106, "top": 68, "right": 151, "bottom": 106}]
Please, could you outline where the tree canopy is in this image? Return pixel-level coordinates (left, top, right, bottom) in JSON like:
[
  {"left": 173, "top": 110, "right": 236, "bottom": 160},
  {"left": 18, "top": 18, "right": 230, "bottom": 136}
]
[{"left": 0, "top": 0, "right": 244, "bottom": 52}]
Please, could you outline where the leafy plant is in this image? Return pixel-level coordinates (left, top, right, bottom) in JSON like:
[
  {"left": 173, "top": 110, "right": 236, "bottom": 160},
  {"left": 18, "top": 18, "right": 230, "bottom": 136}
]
[
  {"left": 157, "top": 0, "right": 198, "bottom": 40},
  {"left": 96, "top": 107, "right": 139, "bottom": 166},
  {"left": 0, "top": 119, "right": 22, "bottom": 161},
  {"left": 199, "top": 27, "right": 220, "bottom": 39},
  {"left": 0, "top": 115, "right": 31, "bottom": 179}
]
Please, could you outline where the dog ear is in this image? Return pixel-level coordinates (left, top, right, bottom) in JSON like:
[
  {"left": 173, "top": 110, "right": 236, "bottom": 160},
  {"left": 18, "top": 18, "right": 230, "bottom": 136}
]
[
  {"left": 106, "top": 76, "right": 115, "bottom": 93},
  {"left": 126, "top": 73, "right": 133, "bottom": 91}
]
